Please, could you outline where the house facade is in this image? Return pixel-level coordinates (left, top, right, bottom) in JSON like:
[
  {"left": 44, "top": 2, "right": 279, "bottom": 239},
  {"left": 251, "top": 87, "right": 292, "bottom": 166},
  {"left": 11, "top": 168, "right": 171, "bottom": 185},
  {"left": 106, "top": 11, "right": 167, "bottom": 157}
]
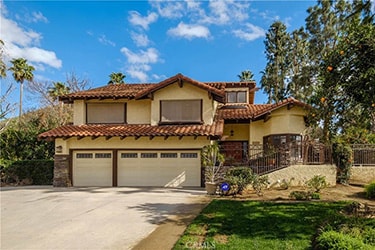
[{"left": 39, "top": 73, "right": 308, "bottom": 187}]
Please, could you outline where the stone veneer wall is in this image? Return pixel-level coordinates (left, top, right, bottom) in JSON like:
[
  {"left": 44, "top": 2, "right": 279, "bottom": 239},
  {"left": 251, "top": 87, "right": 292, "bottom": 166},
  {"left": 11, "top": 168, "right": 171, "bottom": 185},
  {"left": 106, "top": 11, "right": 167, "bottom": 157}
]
[
  {"left": 53, "top": 155, "right": 71, "bottom": 187},
  {"left": 267, "top": 164, "right": 337, "bottom": 187},
  {"left": 350, "top": 166, "right": 375, "bottom": 185}
]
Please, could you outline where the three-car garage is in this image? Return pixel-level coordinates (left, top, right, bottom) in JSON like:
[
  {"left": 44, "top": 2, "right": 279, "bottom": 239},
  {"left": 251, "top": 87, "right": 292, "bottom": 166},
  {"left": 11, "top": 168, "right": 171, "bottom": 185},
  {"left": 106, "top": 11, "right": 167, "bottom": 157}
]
[{"left": 72, "top": 150, "right": 201, "bottom": 187}]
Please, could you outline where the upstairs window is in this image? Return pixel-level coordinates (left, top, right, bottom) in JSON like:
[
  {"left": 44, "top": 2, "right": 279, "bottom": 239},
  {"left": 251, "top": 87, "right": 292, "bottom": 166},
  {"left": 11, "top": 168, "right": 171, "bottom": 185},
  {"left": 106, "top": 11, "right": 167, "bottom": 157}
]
[
  {"left": 226, "top": 91, "right": 247, "bottom": 103},
  {"left": 86, "top": 103, "right": 126, "bottom": 124},
  {"left": 160, "top": 100, "right": 202, "bottom": 124}
]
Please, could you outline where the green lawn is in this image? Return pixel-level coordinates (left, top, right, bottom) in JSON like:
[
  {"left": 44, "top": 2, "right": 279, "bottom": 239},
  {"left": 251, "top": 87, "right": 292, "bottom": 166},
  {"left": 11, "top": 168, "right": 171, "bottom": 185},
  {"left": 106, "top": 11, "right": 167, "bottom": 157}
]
[{"left": 174, "top": 200, "right": 365, "bottom": 250}]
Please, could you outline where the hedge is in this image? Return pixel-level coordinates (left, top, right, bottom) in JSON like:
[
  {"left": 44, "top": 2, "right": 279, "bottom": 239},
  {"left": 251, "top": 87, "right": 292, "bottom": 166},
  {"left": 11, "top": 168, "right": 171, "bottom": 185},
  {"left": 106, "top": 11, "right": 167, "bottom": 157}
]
[{"left": 1, "top": 160, "right": 54, "bottom": 185}]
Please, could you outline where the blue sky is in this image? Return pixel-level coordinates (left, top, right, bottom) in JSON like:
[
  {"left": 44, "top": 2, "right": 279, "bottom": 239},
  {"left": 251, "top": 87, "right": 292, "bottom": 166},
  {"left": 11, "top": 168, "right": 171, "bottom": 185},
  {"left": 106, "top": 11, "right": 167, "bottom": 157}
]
[{"left": 1, "top": 0, "right": 315, "bottom": 114}]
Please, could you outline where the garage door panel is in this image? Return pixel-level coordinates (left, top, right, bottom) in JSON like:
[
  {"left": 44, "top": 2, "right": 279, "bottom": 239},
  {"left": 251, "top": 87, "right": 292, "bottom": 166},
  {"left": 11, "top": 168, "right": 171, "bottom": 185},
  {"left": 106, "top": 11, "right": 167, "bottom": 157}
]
[
  {"left": 73, "top": 151, "right": 112, "bottom": 187},
  {"left": 118, "top": 151, "right": 200, "bottom": 187}
]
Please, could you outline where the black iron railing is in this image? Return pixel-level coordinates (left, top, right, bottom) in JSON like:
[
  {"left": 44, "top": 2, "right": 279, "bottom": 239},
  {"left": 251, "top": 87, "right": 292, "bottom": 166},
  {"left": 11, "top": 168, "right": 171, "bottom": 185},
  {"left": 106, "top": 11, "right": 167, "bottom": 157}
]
[
  {"left": 351, "top": 144, "right": 375, "bottom": 166},
  {"left": 220, "top": 142, "right": 332, "bottom": 175}
]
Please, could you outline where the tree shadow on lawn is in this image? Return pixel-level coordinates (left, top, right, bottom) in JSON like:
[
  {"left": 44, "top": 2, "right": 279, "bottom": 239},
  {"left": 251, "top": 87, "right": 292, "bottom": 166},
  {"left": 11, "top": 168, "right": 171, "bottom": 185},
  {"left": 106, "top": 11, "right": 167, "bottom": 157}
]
[{"left": 196, "top": 200, "right": 347, "bottom": 241}]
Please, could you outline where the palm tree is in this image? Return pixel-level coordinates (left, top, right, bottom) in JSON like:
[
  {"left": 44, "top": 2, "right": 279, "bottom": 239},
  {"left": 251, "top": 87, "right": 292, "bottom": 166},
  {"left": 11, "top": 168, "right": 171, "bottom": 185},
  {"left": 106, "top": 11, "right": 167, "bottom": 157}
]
[
  {"left": 48, "top": 82, "right": 70, "bottom": 102},
  {"left": 237, "top": 70, "right": 254, "bottom": 82},
  {"left": 8, "top": 58, "right": 35, "bottom": 121},
  {"left": 0, "top": 40, "right": 6, "bottom": 78},
  {"left": 108, "top": 72, "right": 126, "bottom": 84}
]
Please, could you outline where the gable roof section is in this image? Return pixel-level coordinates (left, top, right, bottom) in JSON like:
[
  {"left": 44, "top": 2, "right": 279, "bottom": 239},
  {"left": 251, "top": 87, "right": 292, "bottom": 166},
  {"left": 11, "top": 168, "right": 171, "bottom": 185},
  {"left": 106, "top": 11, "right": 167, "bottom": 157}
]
[
  {"left": 38, "top": 120, "right": 224, "bottom": 141},
  {"left": 216, "top": 97, "right": 309, "bottom": 120},
  {"left": 134, "top": 73, "right": 226, "bottom": 102},
  {"left": 59, "top": 73, "right": 230, "bottom": 103}
]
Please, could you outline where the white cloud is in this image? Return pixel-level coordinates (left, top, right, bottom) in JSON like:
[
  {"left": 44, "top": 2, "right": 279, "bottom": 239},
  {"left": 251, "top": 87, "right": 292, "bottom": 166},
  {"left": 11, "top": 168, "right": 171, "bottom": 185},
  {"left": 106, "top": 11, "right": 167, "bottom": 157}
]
[
  {"left": 98, "top": 35, "right": 116, "bottom": 47},
  {"left": 232, "top": 23, "right": 265, "bottom": 41},
  {"left": 130, "top": 32, "right": 150, "bottom": 47},
  {"left": 150, "top": 1, "right": 184, "bottom": 19},
  {"left": 127, "top": 66, "right": 149, "bottom": 82},
  {"left": 120, "top": 47, "right": 159, "bottom": 64},
  {"left": 20, "top": 11, "right": 48, "bottom": 23},
  {"left": 0, "top": 14, "right": 62, "bottom": 69},
  {"left": 120, "top": 47, "right": 161, "bottom": 82},
  {"left": 31, "top": 11, "right": 48, "bottom": 23},
  {"left": 202, "top": 0, "right": 249, "bottom": 25},
  {"left": 167, "top": 22, "right": 210, "bottom": 40},
  {"left": 128, "top": 11, "right": 158, "bottom": 30}
]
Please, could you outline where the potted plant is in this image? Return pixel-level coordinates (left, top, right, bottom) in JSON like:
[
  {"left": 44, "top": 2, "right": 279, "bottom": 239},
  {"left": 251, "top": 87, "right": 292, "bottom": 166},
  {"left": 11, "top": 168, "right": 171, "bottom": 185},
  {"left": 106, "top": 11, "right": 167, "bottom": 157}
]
[{"left": 201, "top": 142, "right": 225, "bottom": 195}]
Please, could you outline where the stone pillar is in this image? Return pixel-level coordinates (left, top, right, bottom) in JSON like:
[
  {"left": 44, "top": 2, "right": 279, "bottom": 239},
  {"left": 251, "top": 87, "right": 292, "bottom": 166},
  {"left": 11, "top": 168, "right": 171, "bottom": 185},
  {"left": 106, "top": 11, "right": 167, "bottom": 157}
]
[{"left": 53, "top": 155, "right": 71, "bottom": 187}]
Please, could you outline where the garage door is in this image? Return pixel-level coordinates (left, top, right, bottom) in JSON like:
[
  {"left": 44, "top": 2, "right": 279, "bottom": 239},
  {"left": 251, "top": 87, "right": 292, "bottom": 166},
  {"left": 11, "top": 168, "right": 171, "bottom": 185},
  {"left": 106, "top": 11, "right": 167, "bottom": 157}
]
[
  {"left": 72, "top": 151, "right": 112, "bottom": 186},
  {"left": 118, "top": 151, "right": 201, "bottom": 187}
]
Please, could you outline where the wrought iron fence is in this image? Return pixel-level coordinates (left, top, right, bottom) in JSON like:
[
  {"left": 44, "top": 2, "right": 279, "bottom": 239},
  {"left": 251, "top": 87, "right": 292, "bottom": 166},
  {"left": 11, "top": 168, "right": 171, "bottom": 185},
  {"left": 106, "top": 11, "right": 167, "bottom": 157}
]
[
  {"left": 351, "top": 144, "right": 375, "bottom": 166},
  {"left": 220, "top": 141, "right": 332, "bottom": 175}
]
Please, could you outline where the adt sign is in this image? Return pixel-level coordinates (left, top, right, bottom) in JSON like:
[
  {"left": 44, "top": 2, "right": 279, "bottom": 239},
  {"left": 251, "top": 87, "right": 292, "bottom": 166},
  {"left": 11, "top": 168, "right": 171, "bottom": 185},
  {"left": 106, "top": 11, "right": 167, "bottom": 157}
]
[{"left": 220, "top": 182, "right": 230, "bottom": 192}]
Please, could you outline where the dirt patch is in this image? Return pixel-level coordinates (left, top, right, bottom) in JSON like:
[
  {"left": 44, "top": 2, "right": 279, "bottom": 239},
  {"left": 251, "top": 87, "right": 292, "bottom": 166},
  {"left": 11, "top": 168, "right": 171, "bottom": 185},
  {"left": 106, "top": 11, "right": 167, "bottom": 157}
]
[{"left": 230, "top": 184, "right": 374, "bottom": 205}]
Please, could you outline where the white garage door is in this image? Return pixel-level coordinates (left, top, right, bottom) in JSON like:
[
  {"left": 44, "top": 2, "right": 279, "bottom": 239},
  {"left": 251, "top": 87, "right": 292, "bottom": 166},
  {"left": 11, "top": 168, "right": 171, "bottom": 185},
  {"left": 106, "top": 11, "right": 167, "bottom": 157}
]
[
  {"left": 73, "top": 151, "right": 112, "bottom": 186},
  {"left": 118, "top": 151, "right": 201, "bottom": 187}
]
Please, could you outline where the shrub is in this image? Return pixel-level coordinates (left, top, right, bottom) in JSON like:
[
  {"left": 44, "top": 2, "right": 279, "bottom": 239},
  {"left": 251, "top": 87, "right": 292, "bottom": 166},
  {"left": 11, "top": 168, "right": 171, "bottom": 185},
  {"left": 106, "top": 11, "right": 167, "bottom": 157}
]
[
  {"left": 289, "top": 190, "right": 311, "bottom": 200},
  {"left": 251, "top": 175, "right": 269, "bottom": 196},
  {"left": 311, "top": 192, "right": 321, "bottom": 200},
  {"left": 316, "top": 230, "right": 372, "bottom": 250},
  {"left": 224, "top": 167, "right": 253, "bottom": 195},
  {"left": 306, "top": 175, "right": 328, "bottom": 193},
  {"left": 2, "top": 160, "right": 54, "bottom": 185},
  {"left": 364, "top": 181, "right": 375, "bottom": 199}
]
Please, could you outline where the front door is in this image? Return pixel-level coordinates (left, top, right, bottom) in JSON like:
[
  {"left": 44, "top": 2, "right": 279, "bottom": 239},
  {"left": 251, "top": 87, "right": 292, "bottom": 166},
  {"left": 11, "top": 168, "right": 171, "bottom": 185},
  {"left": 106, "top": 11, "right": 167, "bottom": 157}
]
[{"left": 220, "top": 141, "right": 248, "bottom": 165}]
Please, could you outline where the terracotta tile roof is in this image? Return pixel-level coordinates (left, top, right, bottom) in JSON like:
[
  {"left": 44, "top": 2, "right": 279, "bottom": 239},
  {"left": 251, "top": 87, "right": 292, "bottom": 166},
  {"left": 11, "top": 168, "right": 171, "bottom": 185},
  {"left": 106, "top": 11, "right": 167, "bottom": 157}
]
[
  {"left": 207, "top": 81, "right": 256, "bottom": 89},
  {"left": 60, "top": 74, "right": 257, "bottom": 104},
  {"left": 216, "top": 97, "right": 308, "bottom": 120},
  {"left": 38, "top": 120, "right": 224, "bottom": 140},
  {"left": 60, "top": 83, "right": 152, "bottom": 103},
  {"left": 134, "top": 73, "right": 226, "bottom": 102}
]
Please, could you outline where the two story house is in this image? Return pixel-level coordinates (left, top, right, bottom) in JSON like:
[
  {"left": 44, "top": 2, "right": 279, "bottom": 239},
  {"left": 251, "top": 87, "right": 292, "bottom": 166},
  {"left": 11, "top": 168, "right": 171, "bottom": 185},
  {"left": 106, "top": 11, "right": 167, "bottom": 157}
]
[{"left": 39, "top": 73, "right": 308, "bottom": 187}]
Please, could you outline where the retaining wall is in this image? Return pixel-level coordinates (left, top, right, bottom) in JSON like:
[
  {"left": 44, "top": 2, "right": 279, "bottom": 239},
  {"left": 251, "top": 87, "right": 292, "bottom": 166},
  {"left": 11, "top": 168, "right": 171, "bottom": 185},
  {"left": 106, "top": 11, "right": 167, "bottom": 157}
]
[
  {"left": 267, "top": 164, "right": 337, "bottom": 188},
  {"left": 350, "top": 166, "right": 375, "bottom": 185}
]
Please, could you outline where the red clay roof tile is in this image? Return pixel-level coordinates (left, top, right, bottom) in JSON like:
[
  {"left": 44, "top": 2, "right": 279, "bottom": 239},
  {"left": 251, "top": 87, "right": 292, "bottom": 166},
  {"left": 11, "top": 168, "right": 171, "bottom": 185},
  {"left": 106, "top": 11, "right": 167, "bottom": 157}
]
[
  {"left": 38, "top": 121, "right": 224, "bottom": 140},
  {"left": 134, "top": 73, "right": 225, "bottom": 102},
  {"left": 216, "top": 97, "right": 308, "bottom": 120},
  {"left": 60, "top": 83, "right": 152, "bottom": 103},
  {"left": 59, "top": 74, "right": 256, "bottom": 103}
]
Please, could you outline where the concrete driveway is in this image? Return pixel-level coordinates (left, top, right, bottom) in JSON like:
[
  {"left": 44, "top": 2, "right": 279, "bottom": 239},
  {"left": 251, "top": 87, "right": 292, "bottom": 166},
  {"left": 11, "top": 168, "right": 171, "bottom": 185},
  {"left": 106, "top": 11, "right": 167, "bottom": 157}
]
[{"left": 0, "top": 186, "right": 207, "bottom": 250}]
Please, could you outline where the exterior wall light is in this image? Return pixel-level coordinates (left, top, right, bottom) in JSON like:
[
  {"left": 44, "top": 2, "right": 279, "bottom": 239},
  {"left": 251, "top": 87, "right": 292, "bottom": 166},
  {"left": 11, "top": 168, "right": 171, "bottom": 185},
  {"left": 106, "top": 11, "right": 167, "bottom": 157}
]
[{"left": 230, "top": 129, "right": 234, "bottom": 137}]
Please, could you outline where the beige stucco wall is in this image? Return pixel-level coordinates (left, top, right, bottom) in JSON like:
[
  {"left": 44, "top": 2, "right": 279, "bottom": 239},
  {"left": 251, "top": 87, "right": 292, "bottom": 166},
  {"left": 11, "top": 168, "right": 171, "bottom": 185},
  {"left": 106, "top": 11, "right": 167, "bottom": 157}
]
[
  {"left": 350, "top": 166, "right": 375, "bottom": 185},
  {"left": 127, "top": 99, "right": 151, "bottom": 124},
  {"left": 266, "top": 164, "right": 337, "bottom": 187},
  {"left": 73, "top": 100, "right": 86, "bottom": 125},
  {"left": 250, "top": 106, "right": 306, "bottom": 144},
  {"left": 55, "top": 136, "right": 211, "bottom": 155},
  {"left": 151, "top": 82, "right": 215, "bottom": 125},
  {"left": 222, "top": 124, "right": 250, "bottom": 141}
]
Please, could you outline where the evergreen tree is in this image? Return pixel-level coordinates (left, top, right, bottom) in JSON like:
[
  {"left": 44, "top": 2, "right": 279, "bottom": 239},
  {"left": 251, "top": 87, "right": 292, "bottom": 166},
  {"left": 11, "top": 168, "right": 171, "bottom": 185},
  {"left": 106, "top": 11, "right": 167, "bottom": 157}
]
[
  {"left": 286, "top": 28, "right": 311, "bottom": 101},
  {"left": 261, "top": 21, "right": 290, "bottom": 103}
]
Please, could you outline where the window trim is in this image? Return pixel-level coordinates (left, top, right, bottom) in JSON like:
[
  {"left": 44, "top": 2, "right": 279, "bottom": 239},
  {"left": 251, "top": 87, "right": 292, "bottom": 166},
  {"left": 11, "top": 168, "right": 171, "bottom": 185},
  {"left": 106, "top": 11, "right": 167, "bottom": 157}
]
[
  {"left": 160, "top": 153, "right": 178, "bottom": 158},
  {"left": 159, "top": 99, "right": 203, "bottom": 125},
  {"left": 86, "top": 102, "right": 127, "bottom": 124},
  {"left": 180, "top": 152, "right": 198, "bottom": 158}
]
